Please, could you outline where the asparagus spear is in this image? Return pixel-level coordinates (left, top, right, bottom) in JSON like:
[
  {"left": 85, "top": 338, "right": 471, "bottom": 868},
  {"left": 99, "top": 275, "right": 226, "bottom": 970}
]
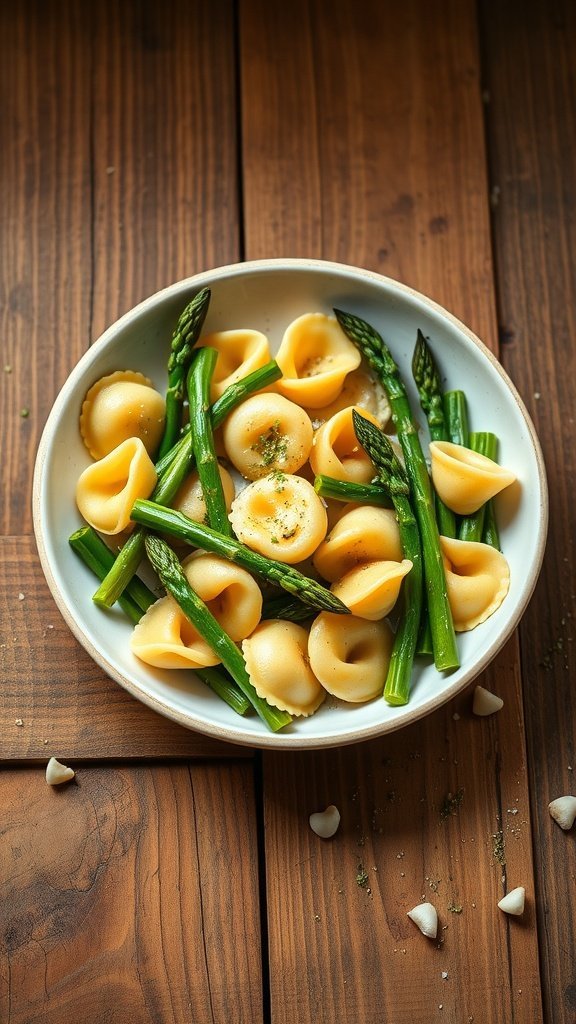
[
  {"left": 144, "top": 535, "right": 291, "bottom": 731},
  {"left": 154, "top": 359, "right": 282, "bottom": 478},
  {"left": 131, "top": 499, "right": 349, "bottom": 614},
  {"left": 458, "top": 432, "right": 498, "bottom": 543},
  {"left": 411, "top": 330, "right": 456, "bottom": 538},
  {"left": 261, "top": 593, "right": 315, "bottom": 623},
  {"left": 187, "top": 347, "right": 231, "bottom": 536},
  {"left": 70, "top": 525, "right": 156, "bottom": 623},
  {"left": 92, "top": 361, "right": 282, "bottom": 609},
  {"left": 443, "top": 390, "right": 469, "bottom": 446},
  {"left": 313, "top": 474, "right": 392, "bottom": 507},
  {"left": 352, "top": 411, "right": 423, "bottom": 705},
  {"left": 335, "top": 308, "right": 459, "bottom": 671},
  {"left": 69, "top": 526, "right": 249, "bottom": 715},
  {"left": 158, "top": 288, "right": 211, "bottom": 459}
]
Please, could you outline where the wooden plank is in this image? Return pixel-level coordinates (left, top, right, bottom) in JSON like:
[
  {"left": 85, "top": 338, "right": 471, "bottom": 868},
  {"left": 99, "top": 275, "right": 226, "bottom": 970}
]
[
  {"left": 0, "top": 0, "right": 93, "bottom": 538},
  {"left": 0, "top": 761, "right": 263, "bottom": 1023},
  {"left": 240, "top": 0, "right": 543, "bottom": 1020},
  {"left": 480, "top": 2, "right": 576, "bottom": 1021},
  {"left": 0, "top": 536, "right": 249, "bottom": 760},
  {"left": 240, "top": 0, "right": 497, "bottom": 347},
  {"left": 0, "top": 0, "right": 243, "bottom": 759}
]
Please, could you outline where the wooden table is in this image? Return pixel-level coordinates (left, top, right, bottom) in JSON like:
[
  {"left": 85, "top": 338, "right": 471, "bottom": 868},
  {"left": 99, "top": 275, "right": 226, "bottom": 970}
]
[{"left": 1, "top": 2, "right": 574, "bottom": 1021}]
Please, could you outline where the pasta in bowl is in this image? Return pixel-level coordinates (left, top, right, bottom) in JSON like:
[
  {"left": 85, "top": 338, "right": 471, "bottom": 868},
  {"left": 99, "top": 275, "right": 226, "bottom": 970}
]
[{"left": 33, "top": 259, "right": 547, "bottom": 748}]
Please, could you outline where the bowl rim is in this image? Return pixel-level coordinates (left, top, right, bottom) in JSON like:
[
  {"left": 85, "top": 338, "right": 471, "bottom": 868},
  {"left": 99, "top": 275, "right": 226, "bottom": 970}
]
[{"left": 32, "top": 257, "right": 549, "bottom": 749}]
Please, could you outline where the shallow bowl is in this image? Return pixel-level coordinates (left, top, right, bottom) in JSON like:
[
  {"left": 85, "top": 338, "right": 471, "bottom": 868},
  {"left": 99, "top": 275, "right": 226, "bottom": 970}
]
[{"left": 33, "top": 259, "right": 548, "bottom": 748}]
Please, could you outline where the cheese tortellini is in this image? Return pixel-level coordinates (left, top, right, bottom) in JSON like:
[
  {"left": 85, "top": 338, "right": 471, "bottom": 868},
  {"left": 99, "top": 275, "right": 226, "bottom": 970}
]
[
  {"left": 439, "top": 536, "right": 510, "bottom": 631},
  {"left": 198, "top": 328, "right": 271, "bottom": 401},
  {"left": 181, "top": 553, "right": 262, "bottom": 641},
  {"left": 309, "top": 406, "right": 380, "bottom": 483},
  {"left": 75, "top": 437, "right": 157, "bottom": 534},
  {"left": 80, "top": 370, "right": 166, "bottom": 460},
  {"left": 242, "top": 620, "right": 325, "bottom": 716},
  {"left": 275, "top": 313, "right": 362, "bottom": 408},
  {"left": 429, "top": 441, "right": 516, "bottom": 515},
  {"left": 172, "top": 464, "right": 236, "bottom": 523},
  {"left": 222, "top": 393, "right": 313, "bottom": 480},
  {"left": 313, "top": 506, "right": 402, "bottom": 581},
  {"left": 131, "top": 596, "right": 221, "bottom": 669},
  {"left": 331, "top": 559, "right": 413, "bottom": 620},
  {"left": 229, "top": 473, "right": 328, "bottom": 563},
  {"left": 308, "top": 613, "right": 394, "bottom": 702}
]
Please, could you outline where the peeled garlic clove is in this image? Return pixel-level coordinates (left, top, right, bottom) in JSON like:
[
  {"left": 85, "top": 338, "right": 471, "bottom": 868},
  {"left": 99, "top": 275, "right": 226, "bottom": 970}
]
[
  {"left": 548, "top": 795, "right": 576, "bottom": 830},
  {"left": 407, "top": 902, "right": 438, "bottom": 938},
  {"left": 46, "top": 757, "right": 75, "bottom": 786},
  {"left": 497, "top": 886, "right": 525, "bottom": 916},
  {"left": 472, "top": 685, "right": 504, "bottom": 716},
  {"left": 309, "top": 804, "right": 341, "bottom": 839}
]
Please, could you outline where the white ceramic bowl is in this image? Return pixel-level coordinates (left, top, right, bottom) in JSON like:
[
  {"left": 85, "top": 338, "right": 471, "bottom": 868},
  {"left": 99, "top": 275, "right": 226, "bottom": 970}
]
[{"left": 33, "top": 259, "right": 548, "bottom": 748}]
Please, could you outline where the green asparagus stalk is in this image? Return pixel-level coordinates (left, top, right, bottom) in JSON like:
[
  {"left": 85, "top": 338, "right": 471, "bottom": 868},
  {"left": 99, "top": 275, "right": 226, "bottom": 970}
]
[
  {"left": 154, "top": 359, "right": 282, "bottom": 478},
  {"left": 261, "top": 593, "right": 315, "bottom": 623},
  {"left": 92, "top": 361, "right": 282, "bottom": 609},
  {"left": 314, "top": 474, "right": 392, "bottom": 507},
  {"left": 69, "top": 525, "right": 156, "bottom": 623},
  {"left": 158, "top": 288, "right": 211, "bottom": 459},
  {"left": 443, "top": 390, "right": 469, "bottom": 446},
  {"left": 458, "top": 432, "right": 498, "bottom": 543},
  {"left": 144, "top": 535, "right": 291, "bottom": 731},
  {"left": 336, "top": 309, "right": 459, "bottom": 671},
  {"left": 352, "top": 411, "right": 423, "bottom": 705},
  {"left": 69, "top": 526, "right": 249, "bottom": 715},
  {"left": 411, "top": 330, "right": 456, "bottom": 538},
  {"left": 187, "top": 347, "right": 231, "bottom": 536},
  {"left": 193, "top": 666, "right": 251, "bottom": 717},
  {"left": 131, "top": 499, "right": 349, "bottom": 614},
  {"left": 482, "top": 500, "right": 501, "bottom": 550}
]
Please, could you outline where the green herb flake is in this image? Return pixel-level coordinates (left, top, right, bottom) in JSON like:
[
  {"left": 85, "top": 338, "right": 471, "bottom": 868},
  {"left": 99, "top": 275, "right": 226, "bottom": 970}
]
[
  {"left": 251, "top": 420, "right": 288, "bottom": 468},
  {"left": 356, "top": 863, "right": 369, "bottom": 888}
]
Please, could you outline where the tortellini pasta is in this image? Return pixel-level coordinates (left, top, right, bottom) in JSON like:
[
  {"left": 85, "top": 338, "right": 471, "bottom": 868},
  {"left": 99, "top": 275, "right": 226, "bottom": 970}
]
[
  {"left": 229, "top": 473, "right": 328, "bottom": 563},
  {"left": 331, "top": 559, "right": 413, "bottom": 620},
  {"left": 242, "top": 620, "right": 325, "bottom": 716},
  {"left": 429, "top": 441, "right": 516, "bottom": 515},
  {"left": 80, "top": 370, "right": 166, "bottom": 460},
  {"left": 274, "top": 313, "right": 362, "bottom": 408},
  {"left": 308, "top": 612, "right": 394, "bottom": 702},
  {"left": 313, "top": 506, "right": 403, "bottom": 581},
  {"left": 439, "top": 536, "right": 510, "bottom": 631},
  {"left": 198, "top": 329, "right": 271, "bottom": 401},
  {"left": 75, "top": 437, "right": 157, "bottom": 534},
  {"left": 172, "top": 464, "right": 236, "bottom": 523},
  {"left": 181, "top": 553, "right": 262, "bottom": 641},
  {"left": 305, "top": 366, "right": 391, "bottom": 428},
  {"left": 131, "top": 595, "right": 221, "bottom": 669},
  {"left": 222, "top": 392, "right": 313, "bottom": 479},
  {"left": 309, "top": 405, "right": 380, "bottom": 483}
]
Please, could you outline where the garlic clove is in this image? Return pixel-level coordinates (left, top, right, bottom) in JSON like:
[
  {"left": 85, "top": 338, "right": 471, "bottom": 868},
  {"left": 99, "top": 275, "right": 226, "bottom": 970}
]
[
  {"left": 46, "top": 757, "right": 75, "bottom": 786},
  {"left": 497, "top": 886, "right": 525, "bottom": 916},
  {"left": 472, "top": 684, "right": 504, "bottom": 716},
  {"left": 549, "top": 795, "right": 576, "bottom": 830},
  {"left": 309, "top": 804, "right": 341, "bottom": 838},
  {"left": 407, "top": 901, "right": 438, "bottom": 938}
]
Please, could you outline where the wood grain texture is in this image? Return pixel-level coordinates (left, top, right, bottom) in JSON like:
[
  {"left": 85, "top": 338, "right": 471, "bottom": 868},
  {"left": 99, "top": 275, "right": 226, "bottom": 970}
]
[
  {"left": 0, "top": 762, "right": 263, "bottom": 1023},
  {"left": 480, "top": 2, "right": 576, "bottom": 1020},
  {"left": 240, "top": 1, "right": 543, "bottom": 1019},
  {"left": 240, "top": 0, "right": 497, "bottom": 348},
  {"left": 0, "top": 0, "right": 242, "bottom": 759},
  {"left": 0, "top": 537, "right": 250, "bottom": 760}
]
